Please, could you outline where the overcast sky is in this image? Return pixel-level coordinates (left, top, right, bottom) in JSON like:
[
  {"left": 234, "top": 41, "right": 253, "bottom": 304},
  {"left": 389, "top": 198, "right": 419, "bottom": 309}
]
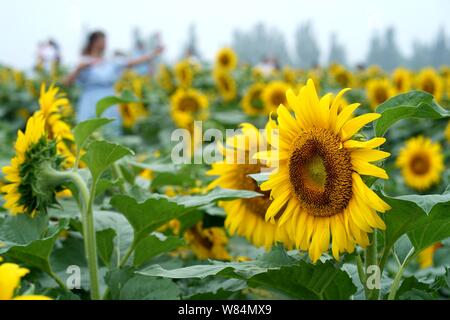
[{"left": 1, "top": 0, "right": 449, "bottom": 68}]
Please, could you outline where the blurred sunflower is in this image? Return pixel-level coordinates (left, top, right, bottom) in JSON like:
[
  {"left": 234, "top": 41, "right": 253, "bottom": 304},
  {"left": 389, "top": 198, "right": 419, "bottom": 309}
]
[
  {"left": 418, "top": 243, "right": 442, "bottom": 269},
  {"left": 0, "top": 258, "right": 51, "bottom": 300},
  {"left": 215, "top": 47, "right": 238, "bottom": 71},
  {"left": 282, "top": 66, "right": 297, "bottom": 84},
  {"left": 170, "top": 88, "right": 208, "bottom": 129},
  {"left": 118, "top": 77, "right": 149, "bottom": 129},
  {"left": 257, "top": 79, "right": 391, "bottom": 262},
  {"left": 262, "top": 81, "right": 290, "bottom": 114},
  {"left": 366, "top": 79, "right": 396, "bottom": 110},
  {"left": 1, "top": 112, "right": 63, "bottom": 216},
  {"left": 445, "top": 121, "right": 450, "bottom": 143},
  {"left": 396, "top": 136, "right": 444, "bottom": 191},
  {"left": 392, "top": 68, "right": 412, "bottom": 93},
  {"left": 184, "top": 222, "right": 230, "bottom": 260},
  {"left": 416, "top": 68, "right": 444, "bottom": 102},
  {"left": 331, "top": 65, "right": 353, "bottom": 88},
  {"left": 207, "top": 122, "right": 291, "bottom": 250},
  {"left": 174, "top": 60, "right": 193, "bottom": 88},
  {"left": 241, "top": 83, "right": 267, "bottom": 116},
  {"left": 213, "top": 70, "right": 237, "bottom": 102},
  {"left": 156, "top": 64, "right": 175, "bottom": 93},
  {"left": 38, "top": 84, "right": 76, "bottom": 168}
]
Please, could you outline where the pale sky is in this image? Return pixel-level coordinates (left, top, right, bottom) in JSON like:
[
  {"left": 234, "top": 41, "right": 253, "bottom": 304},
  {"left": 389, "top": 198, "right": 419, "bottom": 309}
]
[{"left": 1, "top": 0, "right": 449, "bottom": 68}]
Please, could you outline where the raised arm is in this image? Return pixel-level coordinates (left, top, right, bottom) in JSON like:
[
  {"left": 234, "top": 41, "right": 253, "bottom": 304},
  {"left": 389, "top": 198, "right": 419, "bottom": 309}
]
[{"left": 125, "top": 46, "right": 164, "bottom": 68}]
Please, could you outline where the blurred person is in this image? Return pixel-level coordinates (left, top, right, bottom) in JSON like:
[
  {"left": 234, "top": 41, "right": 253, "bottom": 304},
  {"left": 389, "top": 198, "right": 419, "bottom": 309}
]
[
  {"left": 36, "top": 39, "right": 60, "bottom": 73},
  {"left": 64, "top": 31, "right": 163, "bottom": 128}
]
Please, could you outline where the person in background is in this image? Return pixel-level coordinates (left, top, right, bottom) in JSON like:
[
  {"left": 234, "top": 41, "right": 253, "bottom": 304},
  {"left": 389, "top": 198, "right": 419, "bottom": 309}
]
[{"left": 64, "top": 30, "right": 163, "bottom": 129}]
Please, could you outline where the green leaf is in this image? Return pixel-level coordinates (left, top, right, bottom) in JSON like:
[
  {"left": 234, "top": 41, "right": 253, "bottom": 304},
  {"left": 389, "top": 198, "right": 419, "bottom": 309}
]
[
  {"left": 73, "top": 118, "right": 114, "bottom": 150},
  {"left": 6, "top": 220, "right": 68, "bottom": 274},
  {"left": 133, "top": 233, "right": 184, "bottom": 267},
  {"left": 0, "top": 214, "right": 49, "bottom": 252},
  {"left": 396, "top": 277, "right": 437, "bottom": 300},
  {"left": 96, "top": 90, "right": 140, "bottom": 117},
  {"left": 119, "top": 275, "right": 180, "bottom": 300},
  {"left": 375, "top": 91, "right": 449, "bottom": 136},
  {"left": 97, "top": 228, "right": 116, "bottom": 267},
  {"left": 174, "top": 188, "right": 263, "bottom": 207},
  {"left": 247, "top": 261, "right": 357, "bottom": 300},
  {"left": 110, "top": 195, "right": 189, "bottom": 243},
  {"left": 81, "top": 141, "right": 134, "bottom": 181},
  {"left": 138, "top": 246, "right": 297, "bottom": 280}
]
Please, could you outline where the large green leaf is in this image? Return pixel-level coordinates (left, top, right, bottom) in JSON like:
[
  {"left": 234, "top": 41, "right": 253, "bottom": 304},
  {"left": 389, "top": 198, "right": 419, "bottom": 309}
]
[
  {"left": 174, "top": 188, "right": 263, "bottom": 207},
  {"left": 0, "top": 214, "right": 49, "bottom": 252},
  {"left": 73, "top": 118, "right": 115, "bottom": 150},
  {"left": 110, "top": 195, "right": 189, "bottom": 243},
  {"left": 97, "top": 228, "right": 116, "bottom": 267},
  {"left": 138, "top": 246, "right": 297, "bottom": 280},
  {"left": 81, "top": 141, "right": 134, "bottom": 181},
  {"left": 133, "top": 233, "right": 184, "bottom": 267},
  {"left": 119, "top": 275, "right": 180, "bottom": 300},
  {"left": 375, "top": 91, "right": 449, "bottom": 136},
  {"left": 247, "top": 261, "right": 357, "bottom": 300}
]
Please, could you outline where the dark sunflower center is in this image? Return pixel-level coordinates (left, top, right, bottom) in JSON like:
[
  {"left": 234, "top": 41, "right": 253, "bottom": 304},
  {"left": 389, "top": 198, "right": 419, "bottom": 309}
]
[
  {"left": 375, "top": 87, "right": 388, "bottom": 104},
  {"left": 250, "top": 89, "right": 264, "bottom": 110},
  {"left": 271, "top": 90, "right": 286, "bottom": 107},
  {"left": 336, "top": 73, "right": 349, "bottom": 87},
  {"left": 219, "top": 54, "right": 230, "bottom": 67},
  {"left": 179, "top": 96, "right": 199, "bottom": 112},
  {"left": 423, "top": 78, "right": 436, "bottom": 94},
  {"left": 288, "top": 128, "right": 353, "bottom": 217},
  {"left": 409, "top": 153, "right": 431, "bottom": 175}
]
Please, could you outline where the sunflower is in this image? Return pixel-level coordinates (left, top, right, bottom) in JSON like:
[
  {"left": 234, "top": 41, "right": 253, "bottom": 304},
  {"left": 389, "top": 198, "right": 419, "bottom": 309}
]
[
  {"left": 1, "top": 112, "right": 63, "bottom": 215},
  {"left": 445, "top": 121, "right": 450, "bottom": 144},
  {"left": 392, "top": 68, "right": 412, "bottom": 93},
  {"left": 184, "top": 222, "right": 230, "bottom": 260},
  {"left": 118, "top": 77, "right": 149, "bottom": 129},
  {"left": 396, "top": 136, "right": 444, "bottom": 191},
  {"left": 156, "top": 64, "right": 175, "bottom": 93},
  {"left": 241, "top": 83, "right": 267, "bottom": 116},
  {"left": 366, "top": 79, "right": 396, "bottom": 110},
  {"left": 215, "top": 47, "right": 238, "bottom": 71},
  {"left": 213, "top": 70, "right": 237, "bottom": 102},
  {"left": 418, "top": 243, "right": 442, "bottom": 269},
  {"left": 170, "top": 88, "right": 208, "bottom": 129},
  {"left": 330, "top": 65, "right": 353, "bottom": 88},
  {"left": 38, "top": 84, "right": 76, "bottom": 168},
  {"left": 0, "top": 258, "right": 51, "bottom": 300},
  {"left": 174, "top": 60, "right": 194, "bottom": 88},
  {"left": 257, "top": 79, "right": 391, "bottom": 262},
  {"left": 207, "top": 122, "right": 291, "bottom": 249},
  {"left": 283, "top": 67, "right": 297, "bottom": 84},
  {"left": 262, "top": 81, "right": 290, "bottom": 114},
  {"left": 416, "top": 68, "right": 444, "bottom": 102}
]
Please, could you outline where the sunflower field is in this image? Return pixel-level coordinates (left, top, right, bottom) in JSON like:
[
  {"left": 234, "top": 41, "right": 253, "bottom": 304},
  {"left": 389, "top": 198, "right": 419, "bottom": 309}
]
[{"left": 1, "top": 48, "right": 450, "bottom": 302}]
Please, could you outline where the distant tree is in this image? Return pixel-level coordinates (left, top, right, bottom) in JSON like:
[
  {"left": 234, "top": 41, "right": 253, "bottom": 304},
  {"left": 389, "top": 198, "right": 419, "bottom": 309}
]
[
  {"left": 294, "top": 22, "right": 320, "bottom": 68},
  {"left": 430, "top": 27, "right": 449, "bottom": 68},
  {"left": 366, "top": 32, "right": 383, "bottom": 67},
  {"left": 382, "top": 27, "right": 404, "bottom": 71},
  {"left": 232, "top": 23, "right": 292, "bottom": 66},
  {"left": 180, "top": 23, "right": 202, "bottom": 60},
  {"left": 328, "top": 33, "right": 348, "bottom": 66}
]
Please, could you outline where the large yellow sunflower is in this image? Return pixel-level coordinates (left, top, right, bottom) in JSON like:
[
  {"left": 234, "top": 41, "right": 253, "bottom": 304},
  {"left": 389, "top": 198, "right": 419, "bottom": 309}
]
[
  {"left": 262, "top": 81, "right": 290, "bottom": 114},
  {"left": 215, "top": 47, "right": 238, "bottom": 71},
  {"left": 0, "top": 258, "right": 51, "bottom": 300},
  {"left": 207, "top": 122, "right": 291, "bottom": 249},
  {"left": 184, "top": 222, "right": 230, "bottom": 260},
  {"left": 213, "top": 70, "right": 237, "bottom": 102},
  {"left": 416, "top": 68, "right": 444, "bottom": 102},
  {"left": 257, "top": 79, "right": 391, "bottom": 262},
  {"left": 392, "top": 68, "right": 412, "bottom": 93},
  {"left": 170, "top": 88, "right": 208, "bottom": 129},
  {"left": 366, "top": 79, "right": 396, "bottom": 110},
  {"left": 241, "top": 83, "right": 267, "bottom": 116},
  {"left": 396, "top": 136, "right": 444, "bottom": 191}
]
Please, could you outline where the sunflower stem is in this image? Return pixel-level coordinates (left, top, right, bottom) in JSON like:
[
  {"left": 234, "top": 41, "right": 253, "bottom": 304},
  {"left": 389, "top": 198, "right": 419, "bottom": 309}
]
[
  {"left": 364, "top": 232, "right": 379, "bottom": 300},
  {"left": 387, "top": 248, "right": 415, "bottom": 300},
  {"left": 43, "top": 167, "right": 101, "bottom": 300}
]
